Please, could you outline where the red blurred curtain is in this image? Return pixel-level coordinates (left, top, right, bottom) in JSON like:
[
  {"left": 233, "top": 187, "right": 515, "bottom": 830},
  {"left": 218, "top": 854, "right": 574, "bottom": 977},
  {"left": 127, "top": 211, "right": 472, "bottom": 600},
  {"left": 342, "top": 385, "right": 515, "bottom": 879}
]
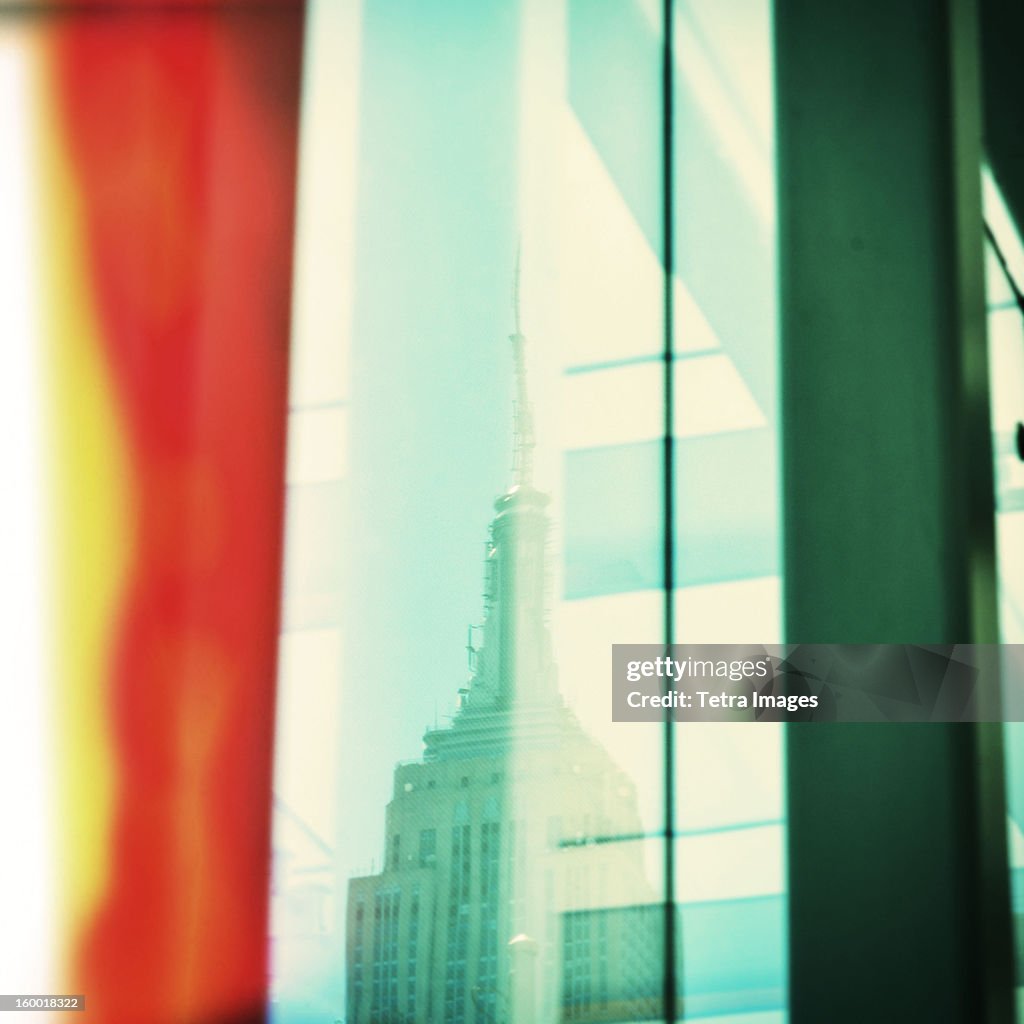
[{"left": 41, "top": 3, "right": 306, "bottom": 1021}]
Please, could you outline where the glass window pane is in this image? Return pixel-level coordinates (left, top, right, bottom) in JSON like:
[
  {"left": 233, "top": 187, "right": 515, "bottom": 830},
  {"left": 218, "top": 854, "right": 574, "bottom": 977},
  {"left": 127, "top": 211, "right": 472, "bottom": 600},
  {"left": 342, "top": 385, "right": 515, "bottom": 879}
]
[
  {"left": 671, "top": 0, "right": 786, "bottom": 1020},
  {"left": 271, "top": 2, "right": 786, "bottom": 1023},
  {"left": 985, "top": 168, "right": 1024, "bottom": 1018}
]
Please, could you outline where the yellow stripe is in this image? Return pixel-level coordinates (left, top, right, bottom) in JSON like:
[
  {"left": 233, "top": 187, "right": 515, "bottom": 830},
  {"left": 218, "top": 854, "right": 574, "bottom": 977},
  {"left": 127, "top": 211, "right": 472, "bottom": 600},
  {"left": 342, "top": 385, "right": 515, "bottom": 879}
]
[{"left": 32, "top": 44, "right": 136, "bottom": 968}]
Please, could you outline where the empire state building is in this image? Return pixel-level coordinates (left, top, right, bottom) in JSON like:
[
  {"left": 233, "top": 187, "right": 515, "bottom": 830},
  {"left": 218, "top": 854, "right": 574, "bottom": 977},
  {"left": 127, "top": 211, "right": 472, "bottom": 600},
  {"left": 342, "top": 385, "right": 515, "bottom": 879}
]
[{"left": 345, "top": 290, "right": 659, "bottom": 1024}]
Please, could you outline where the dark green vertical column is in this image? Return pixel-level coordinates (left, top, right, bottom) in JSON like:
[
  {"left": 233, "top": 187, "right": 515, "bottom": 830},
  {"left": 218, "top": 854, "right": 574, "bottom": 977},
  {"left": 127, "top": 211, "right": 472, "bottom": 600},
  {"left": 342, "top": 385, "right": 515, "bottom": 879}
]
[{"left": 774, "top": 0, "right": 1014, "bottom": 1021}]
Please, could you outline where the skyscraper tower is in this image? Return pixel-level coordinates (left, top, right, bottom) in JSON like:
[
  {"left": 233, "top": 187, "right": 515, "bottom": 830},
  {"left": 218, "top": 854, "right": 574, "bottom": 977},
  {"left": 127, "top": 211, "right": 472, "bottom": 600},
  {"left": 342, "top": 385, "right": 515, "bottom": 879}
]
[{"left": 345, "top": 282, "right": 655, "bottom": 1024}]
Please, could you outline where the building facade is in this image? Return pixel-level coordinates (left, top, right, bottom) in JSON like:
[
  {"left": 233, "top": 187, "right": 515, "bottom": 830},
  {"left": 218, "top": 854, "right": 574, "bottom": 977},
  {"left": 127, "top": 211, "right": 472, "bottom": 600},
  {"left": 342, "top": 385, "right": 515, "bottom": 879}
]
[{"left": 345, "top": 317, "right": 660, "bottom": 1024}]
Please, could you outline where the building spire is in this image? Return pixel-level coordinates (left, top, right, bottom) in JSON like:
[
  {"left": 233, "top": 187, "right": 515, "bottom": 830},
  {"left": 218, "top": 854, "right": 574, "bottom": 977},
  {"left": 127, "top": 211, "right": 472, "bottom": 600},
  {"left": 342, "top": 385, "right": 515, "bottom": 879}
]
[
  {"left": 509, "top": 245, "right": 535, "bottom": 488},
  {"left": 513, "top": 241, "right": 523, "bottom": 335},
  {"left": 423, "top": 250, "right": 557, "bottom": 735}
]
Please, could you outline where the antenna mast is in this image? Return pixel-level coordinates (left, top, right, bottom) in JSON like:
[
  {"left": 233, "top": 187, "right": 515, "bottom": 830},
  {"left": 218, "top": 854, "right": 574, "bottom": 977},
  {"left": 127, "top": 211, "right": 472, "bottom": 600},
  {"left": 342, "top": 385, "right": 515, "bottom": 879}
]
[{"left": 510, "top": 246, "right": 535, "bottom": 487}]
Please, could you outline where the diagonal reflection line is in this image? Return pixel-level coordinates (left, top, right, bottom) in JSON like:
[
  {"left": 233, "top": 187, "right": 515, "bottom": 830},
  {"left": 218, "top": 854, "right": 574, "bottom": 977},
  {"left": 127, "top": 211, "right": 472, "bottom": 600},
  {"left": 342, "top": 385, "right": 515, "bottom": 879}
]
[
  {"left": 985, "top": 220, "right": 1024, "bottom": 320},
  {"left": 557, "top": 818, "right": 784, "bottom": 849}
]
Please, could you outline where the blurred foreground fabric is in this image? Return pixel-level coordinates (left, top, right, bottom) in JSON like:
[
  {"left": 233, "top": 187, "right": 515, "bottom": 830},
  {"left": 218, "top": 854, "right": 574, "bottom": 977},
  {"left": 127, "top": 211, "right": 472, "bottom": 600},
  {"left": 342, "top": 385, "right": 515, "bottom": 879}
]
[{"left": 32, "top": 3, "right": 305, "bottom": 1021}]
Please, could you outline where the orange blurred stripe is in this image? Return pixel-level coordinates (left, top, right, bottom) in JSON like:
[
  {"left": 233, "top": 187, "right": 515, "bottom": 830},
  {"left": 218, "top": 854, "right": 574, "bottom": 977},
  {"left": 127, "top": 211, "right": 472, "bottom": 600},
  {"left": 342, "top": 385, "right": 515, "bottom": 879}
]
[{"left": 39, "top": 5, "right": 305, "bottom": 1021}]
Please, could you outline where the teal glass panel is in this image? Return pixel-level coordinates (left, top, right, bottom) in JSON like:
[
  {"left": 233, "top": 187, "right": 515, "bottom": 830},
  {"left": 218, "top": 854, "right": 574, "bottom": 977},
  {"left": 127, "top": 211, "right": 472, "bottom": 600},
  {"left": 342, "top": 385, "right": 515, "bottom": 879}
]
[
  {"left": 270, "top": 2, "right": 786, "bottom": 1022},
  {"left": 671, "top": 0, "right": 786, "bottom": 1020},
  {"left": 985, "top": 169, "right": 1024, "bottom": 1018}
]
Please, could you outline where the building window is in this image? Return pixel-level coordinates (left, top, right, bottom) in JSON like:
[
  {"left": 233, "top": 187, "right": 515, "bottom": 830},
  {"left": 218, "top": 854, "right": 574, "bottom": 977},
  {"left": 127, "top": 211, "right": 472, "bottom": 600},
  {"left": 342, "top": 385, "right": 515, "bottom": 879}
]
[
  {"left": 419, "top": 828, "right": 437, "bottom": 867},
  {"left": 371, "top": 889, "right": 401, "bottom": 1020},
  {"left": 407, "top": 884, "right": 420, "bottom": 1019},
  {"left": 445, "top": 824, "right": 472, "bottom": 1024}
]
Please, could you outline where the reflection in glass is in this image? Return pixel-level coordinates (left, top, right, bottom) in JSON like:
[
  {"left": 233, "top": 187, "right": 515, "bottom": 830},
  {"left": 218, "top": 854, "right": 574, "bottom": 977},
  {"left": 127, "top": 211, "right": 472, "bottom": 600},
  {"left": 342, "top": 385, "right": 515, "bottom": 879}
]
[
  {"left": 270, "top": 2, "right": 786, "bottom": 1022},
  {"left": 984, "top": 169, "right": 1024, "bottom": 1018},
  {"left": 346, "top": 298, "right": 660, "bottom": 1023}
]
